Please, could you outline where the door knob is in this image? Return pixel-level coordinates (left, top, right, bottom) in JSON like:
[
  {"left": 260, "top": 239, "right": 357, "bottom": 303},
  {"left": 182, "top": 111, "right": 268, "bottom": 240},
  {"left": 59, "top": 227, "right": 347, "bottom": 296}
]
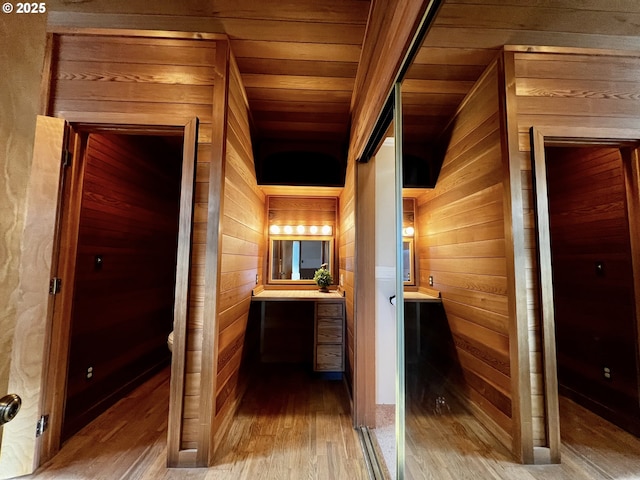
[{"left": 0, "top": 394, "right": 21, "bottom": 425}]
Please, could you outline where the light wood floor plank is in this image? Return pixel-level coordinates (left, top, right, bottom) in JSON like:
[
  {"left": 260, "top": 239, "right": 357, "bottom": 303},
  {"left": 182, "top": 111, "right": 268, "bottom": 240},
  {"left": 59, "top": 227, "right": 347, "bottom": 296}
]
[
  {"left": 27, "top": 361, "right": 640, "bottom": 480},
  {"left": 402, "top": 376, "right": 640, "bottom": 480},
  {"left": 25, "top": 363, "right": 368, "bottom": 480}
]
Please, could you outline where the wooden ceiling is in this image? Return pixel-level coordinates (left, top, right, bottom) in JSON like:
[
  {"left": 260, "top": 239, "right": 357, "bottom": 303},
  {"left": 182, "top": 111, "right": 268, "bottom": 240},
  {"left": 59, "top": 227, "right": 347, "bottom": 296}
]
[
  {"left": 402, "top": 1, "right": 640, "bottom": 147},
  {"left": 47, "top": 0, "right": 640, "bottom": 184},
  {"left": 212, "top": 0, "right": 370, "bottom": 147},
  {"left": 210, "top": 0, "right": 640, "bottom": 157}
]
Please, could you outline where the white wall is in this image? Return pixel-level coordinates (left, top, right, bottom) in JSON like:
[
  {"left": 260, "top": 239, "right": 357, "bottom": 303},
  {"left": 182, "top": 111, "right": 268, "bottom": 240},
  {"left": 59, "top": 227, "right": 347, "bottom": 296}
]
[{"left": 375, "top": 138, "right": 397, "bottom": 405}]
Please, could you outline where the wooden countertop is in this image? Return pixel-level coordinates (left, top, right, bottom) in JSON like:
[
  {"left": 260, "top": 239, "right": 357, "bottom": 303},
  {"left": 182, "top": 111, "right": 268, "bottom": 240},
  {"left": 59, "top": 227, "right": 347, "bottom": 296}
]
[
  {"left": 403, "top": 291, "right": 442, "bottom": 303},
  {"left": 251, "top": 287, "right": 439, "bottom": 302},
  {"left": 251, "top": 288, "right": 345, "bottom": 301}
]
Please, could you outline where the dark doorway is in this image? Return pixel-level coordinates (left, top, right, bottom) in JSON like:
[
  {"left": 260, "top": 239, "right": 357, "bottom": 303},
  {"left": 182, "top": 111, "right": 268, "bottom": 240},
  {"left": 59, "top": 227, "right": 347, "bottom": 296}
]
[
  {"left": 545, "top": 145, "right": 640, "bottom": 435},
  {"left": 62, "top": 133, "right": 183, "bottom": 440}
]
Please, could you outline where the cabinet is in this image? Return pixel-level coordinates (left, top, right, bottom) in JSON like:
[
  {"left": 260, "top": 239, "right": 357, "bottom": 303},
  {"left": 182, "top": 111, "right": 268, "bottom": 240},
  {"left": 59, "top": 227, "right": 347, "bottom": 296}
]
[
  {"left": 251, "top": 289, "right": 345, "bottom": 374},
  {"left": 314, "top": 302, "right": 344, "bottom": 372}
]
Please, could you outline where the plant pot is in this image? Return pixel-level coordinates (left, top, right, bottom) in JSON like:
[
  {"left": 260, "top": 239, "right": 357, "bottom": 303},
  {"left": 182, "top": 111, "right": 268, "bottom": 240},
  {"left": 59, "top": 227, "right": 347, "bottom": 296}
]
[{"left": 318, "top": 286, "right": 329, "bottom": 292}]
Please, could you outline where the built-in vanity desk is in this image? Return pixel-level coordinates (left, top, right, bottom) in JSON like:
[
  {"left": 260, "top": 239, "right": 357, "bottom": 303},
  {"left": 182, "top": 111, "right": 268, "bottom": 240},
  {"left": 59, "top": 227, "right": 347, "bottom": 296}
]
[
  {"left": 251, "top": 288, "right": 346, "bottom": 375},
  {"left": 404, "top": 289, "right": 442, "bottom": 360},
  {"left": 404, "top": 290, "right": 441, "bottom": 303}
]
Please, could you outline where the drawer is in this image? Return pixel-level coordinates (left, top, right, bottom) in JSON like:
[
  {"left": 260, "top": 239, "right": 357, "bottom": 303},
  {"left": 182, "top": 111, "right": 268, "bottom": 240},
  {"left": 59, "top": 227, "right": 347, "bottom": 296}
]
[
  {"left": 316, "top": 318, "right": 343, "bottom": 344},
  {"left": 315, "top": 344, "right": 344, "bottom": 371},
  {"left": 316, "top": 303, "right": 343, "bottom": 318}
]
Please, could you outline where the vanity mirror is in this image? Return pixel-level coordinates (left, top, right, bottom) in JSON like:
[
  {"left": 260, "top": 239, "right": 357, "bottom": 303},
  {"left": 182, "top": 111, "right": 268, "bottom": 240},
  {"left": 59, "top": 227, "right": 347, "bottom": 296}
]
[
  {"left": 403, "top": 197, "right": 416, "bottom": 286},
  {"left": 269, "top": 238, "right": 333, "bottom": 283},
  {"left": 403, "top": 239, "right": 414, "bottom": 285}
]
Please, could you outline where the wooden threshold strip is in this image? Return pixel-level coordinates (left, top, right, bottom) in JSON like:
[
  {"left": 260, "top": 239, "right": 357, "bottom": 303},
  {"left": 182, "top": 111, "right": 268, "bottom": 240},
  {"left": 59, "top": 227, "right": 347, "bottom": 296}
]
[{"left": 358, "top": 426, "right": 385, "bottom": 480}]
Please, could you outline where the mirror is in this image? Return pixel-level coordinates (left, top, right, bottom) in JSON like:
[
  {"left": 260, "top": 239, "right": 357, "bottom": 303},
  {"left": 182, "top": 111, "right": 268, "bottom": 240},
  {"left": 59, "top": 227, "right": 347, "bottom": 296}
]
[
  {"left": 269, "top": 239, "right": 332, "bottom": 283},
  {"left": 403, "top": 239, "right": 414, "bottom": 285},
  {"left": 403, "top": 197, "right": 416, "bottom": 286}
]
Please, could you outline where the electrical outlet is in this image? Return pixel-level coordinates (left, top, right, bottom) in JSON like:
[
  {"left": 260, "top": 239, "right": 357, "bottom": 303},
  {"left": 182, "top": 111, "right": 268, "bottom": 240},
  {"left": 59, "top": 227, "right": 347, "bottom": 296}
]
[
  {"left": 255, "top": 274, "right": 259, "bottom": 285},
  {"left": 603, "top": 366, "right": 611, "bottom": 380},
  {"left": 86, "top": 367, "right": 94, "bottom": 380},
  {"left": 429, "top": 275, "right": 434, "bottom": 287}
]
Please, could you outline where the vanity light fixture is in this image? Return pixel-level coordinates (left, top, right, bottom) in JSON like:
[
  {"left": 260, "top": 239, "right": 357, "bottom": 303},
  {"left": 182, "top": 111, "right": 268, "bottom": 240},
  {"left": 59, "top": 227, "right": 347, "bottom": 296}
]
[
  {"left": 268, "top": 224, "right": 333, "bottom": 236},
  {"left": 403, "top": 226, "right": 415, "bottom": 237}
]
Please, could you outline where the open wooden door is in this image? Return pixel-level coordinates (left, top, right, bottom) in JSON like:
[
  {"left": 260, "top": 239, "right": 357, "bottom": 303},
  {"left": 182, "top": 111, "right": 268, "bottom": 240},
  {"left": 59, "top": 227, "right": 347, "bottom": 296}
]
[
  {"left": 0, "top": 116, "right": 70, "bottom": 479},
  {"left": 1, "top": 114, "right": 199, "bottom": 476}
]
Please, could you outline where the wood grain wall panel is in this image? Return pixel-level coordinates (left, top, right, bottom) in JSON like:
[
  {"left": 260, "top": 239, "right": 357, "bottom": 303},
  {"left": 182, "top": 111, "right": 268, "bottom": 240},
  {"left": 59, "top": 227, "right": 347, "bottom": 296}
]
[
  {"left": 212, "top": 52, "right": 265, "bottom": 456},
  {"left": 513, "top": 52, "right": 640, "bottom": 143},
  {"left": 507, "top": 49, "right": 640, "bottom": 449},
  {"left": 54, "top": 35, "right": 217, "bottom": 66},
  {"left": 268, "top": 197, "right": 338, "bottom": 229},
  {"left": 49, "top": 32, "right": 219, "bottom": 460},
  {"left": 417, "top": 61, "right": 515, "bottom": 444},
  {"left": 63, "top": 133, "right": 181, "bottom": 439},
  {"left": 339, "top": 155, "right": 357, "bottom": 396}
]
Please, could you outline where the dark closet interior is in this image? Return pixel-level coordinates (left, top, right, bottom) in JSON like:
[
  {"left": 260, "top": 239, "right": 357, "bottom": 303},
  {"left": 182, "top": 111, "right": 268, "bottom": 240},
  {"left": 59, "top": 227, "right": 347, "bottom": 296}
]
[
  {"left": 63, "top": 133, "right": 183, "bottom": 440},
  {"left": 546, "top": 146, "right": 639, "bottom": 435}
]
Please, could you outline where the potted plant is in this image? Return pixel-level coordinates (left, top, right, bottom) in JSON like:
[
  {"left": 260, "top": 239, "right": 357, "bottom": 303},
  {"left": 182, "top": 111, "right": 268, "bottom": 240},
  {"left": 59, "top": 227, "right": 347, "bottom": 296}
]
[{"left": 313, "top": 263, "right": 333, "bottom": 292}]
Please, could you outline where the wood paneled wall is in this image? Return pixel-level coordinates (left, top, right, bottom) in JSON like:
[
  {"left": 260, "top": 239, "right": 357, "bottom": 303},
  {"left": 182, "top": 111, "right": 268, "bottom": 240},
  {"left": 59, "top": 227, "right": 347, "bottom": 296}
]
[
  {"left": 46, "top": 31, "right": 235, "bottom": 466},
  {"left": 546, "top": 146, "right": 638, "bottom": 430},
  {"left": 512, "top": 51, "right": 640, "bottom": 153},
  {"left": 339, "top": 159, "right": 357, "bottom": 396},
  {"left": 63, "top": 133, "right": 181, "bottom": 439},
  {"left": 50, "top": 35, "right": 216, "bottom": 138},
  {"left": 416, "top": 60, "right": 514, "bottom": 448},
  {"left": 508, "top": 49, "right": 640, "bottom": 456},
  {"left": 267, "top": 196, "right": 337, "bottom": 230},
  {"left": 212, "top": 52, "right": 265, "bottom": 457}
]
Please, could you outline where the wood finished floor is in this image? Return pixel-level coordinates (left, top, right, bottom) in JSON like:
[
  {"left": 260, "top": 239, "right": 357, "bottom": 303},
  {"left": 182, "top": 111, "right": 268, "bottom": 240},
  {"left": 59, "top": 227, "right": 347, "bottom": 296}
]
[
  {"left": 403, "top": 390, "right": 640, "bottom": 480},
  {"left": 25, "top": 364, "right": 640, "bottom": 480},
  {"left": 25, "top": 364, "right": 368, "bottom": 480}
]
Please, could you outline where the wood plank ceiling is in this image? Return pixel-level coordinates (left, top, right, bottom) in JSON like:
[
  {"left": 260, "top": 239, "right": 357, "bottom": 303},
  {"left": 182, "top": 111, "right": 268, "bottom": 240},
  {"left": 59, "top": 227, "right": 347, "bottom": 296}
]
[
  {"left": 401, "top": 0, "right": 640, "bottom": 151},
  {"left": 206, "top": 0, "right": 640, "bottom": 186},
  {"left": 208, "top": 0, "right": 370, "bottom": 185}
]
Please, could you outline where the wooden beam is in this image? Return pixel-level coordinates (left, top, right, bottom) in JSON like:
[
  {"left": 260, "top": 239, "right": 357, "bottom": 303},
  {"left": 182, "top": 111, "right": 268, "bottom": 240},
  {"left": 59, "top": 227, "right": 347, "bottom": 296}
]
[
  {"left": 499, "top": 51, "right": 534, "bottom": 464},
  {"left": 197, "top": 39, "right": 230, "bottom": 467}
]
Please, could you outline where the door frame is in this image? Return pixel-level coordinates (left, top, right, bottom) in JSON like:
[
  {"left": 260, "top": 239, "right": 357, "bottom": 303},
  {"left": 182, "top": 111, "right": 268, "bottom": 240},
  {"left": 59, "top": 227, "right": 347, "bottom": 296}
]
[
  {"left": 8, "top": 112, "right": 198, "bottom": 474},
  {"left": 530, "top": 125, "right": 640, "bottom": 463}
]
